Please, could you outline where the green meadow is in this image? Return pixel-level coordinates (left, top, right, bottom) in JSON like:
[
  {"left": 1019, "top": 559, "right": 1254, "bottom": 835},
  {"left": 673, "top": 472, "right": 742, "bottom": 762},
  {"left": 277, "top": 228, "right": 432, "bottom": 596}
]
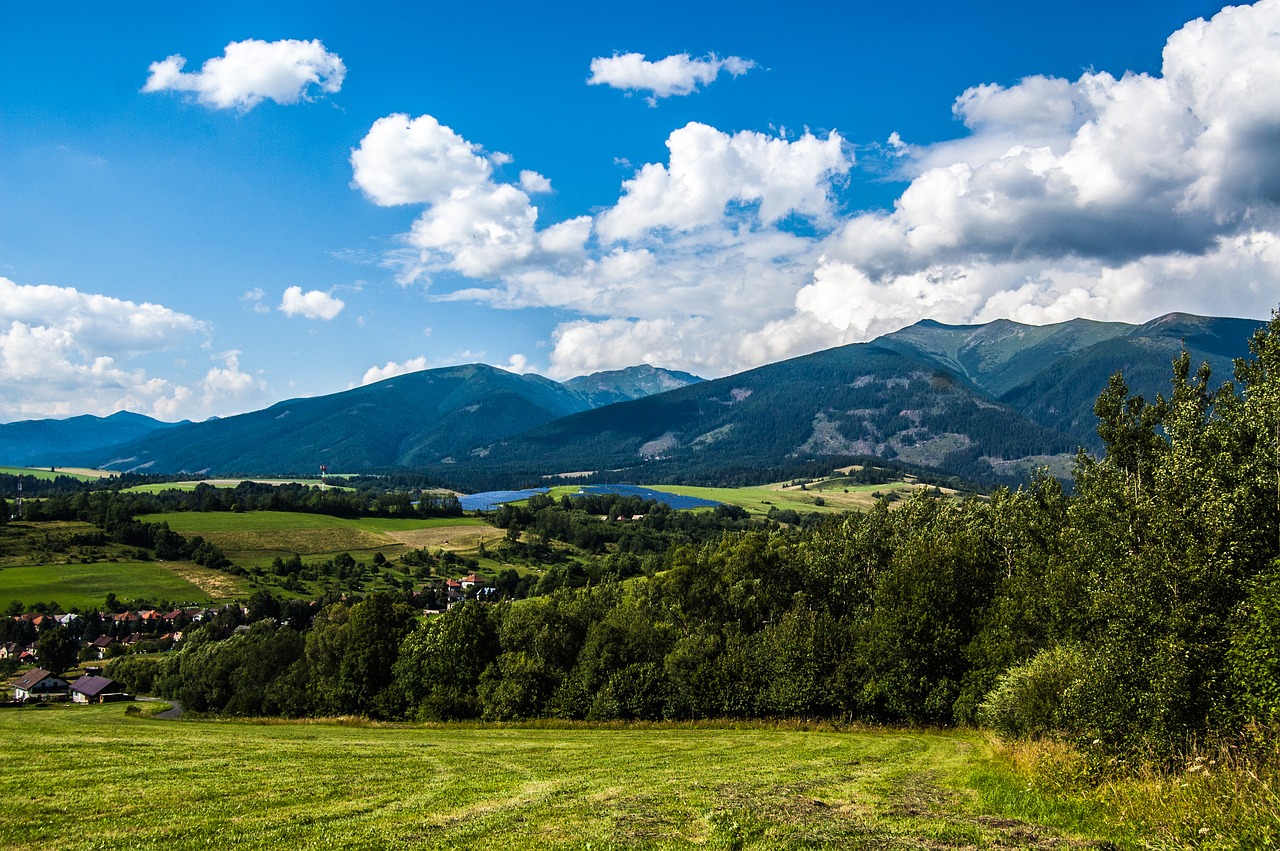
[
  {"left": 140, "top": 510, "right": 504, "bottom": 577},
  {"left": 144, "top": 511, "right": 486, "bottom": 534},
  {"left": 122, "top": 478, "right": 344, "bottom": 493},
  {"left": 0, "top": 705, "right": 1116, "bottom": 851},
  {"left": 537, "top": 478, "right": 926, "bottom": 517},
  {"left": 644, "top": 479, "right": 925, "bottom": 516},
  {"left": 0, "top": 561, "right": 232, "bottom": 609},
  {"left": 0, "top": 466, "right": 111, "bottom": 482}
]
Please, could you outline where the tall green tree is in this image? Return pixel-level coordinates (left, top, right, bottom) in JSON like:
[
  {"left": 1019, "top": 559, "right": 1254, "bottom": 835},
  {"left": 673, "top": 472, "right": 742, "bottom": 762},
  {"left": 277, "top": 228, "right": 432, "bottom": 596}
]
[{"left": 36, "top": 625, "right": 78, "bottom": 675}]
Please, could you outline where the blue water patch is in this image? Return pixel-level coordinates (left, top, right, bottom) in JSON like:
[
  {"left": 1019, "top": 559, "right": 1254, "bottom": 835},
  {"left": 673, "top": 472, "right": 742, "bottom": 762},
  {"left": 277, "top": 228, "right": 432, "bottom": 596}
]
[
  {"left": 459, "top": 488, "right": 550, "bottom": 511},
  {"left": 575, "top": 484, "right": 721, "bottom": 510}
]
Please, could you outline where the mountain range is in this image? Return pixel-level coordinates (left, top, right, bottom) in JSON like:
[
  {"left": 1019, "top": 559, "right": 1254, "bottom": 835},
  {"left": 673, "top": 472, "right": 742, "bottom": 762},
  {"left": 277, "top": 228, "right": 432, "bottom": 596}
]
[
  {"left": 6, "top": 365, "right": 701, "bottom": 474},
  {"left": 3, "top": 313, "right": 1264, "bottom": 488}
]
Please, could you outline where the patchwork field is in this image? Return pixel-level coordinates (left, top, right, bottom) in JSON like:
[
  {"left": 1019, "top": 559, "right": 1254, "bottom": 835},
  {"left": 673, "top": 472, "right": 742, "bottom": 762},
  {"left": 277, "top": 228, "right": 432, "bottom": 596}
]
[
  {"left": 643, "top": 478, "right": 932, "bottom": 516},
  {"left": 0, "top": 705, "right": 1114, "bottom": 850},
  {"left": 142, "top": 511, "right": 502, "bottom": 566},
  {"left": 0, "top": 466, "right": 115, "bottom": 481},
  {"left": 0, "top": 561, "right": 237, "bottom": 609},
  {"left": 0, "top": 520, "right": 251, "bottom": 608}
]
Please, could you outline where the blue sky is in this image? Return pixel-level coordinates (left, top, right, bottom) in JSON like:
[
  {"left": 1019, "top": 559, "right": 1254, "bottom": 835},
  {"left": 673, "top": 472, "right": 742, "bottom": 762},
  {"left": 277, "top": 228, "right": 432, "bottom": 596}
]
[{"left": 2, "top": 0, "right": 1274, "bottom": 422}]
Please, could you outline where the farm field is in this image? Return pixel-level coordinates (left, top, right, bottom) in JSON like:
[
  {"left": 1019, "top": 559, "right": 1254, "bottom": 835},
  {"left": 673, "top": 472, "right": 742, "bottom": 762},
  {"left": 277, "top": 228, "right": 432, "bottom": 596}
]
[
  {"left": 0, "top": 520, "right": 251, "bottom": 608},
  {"left": 0, "top": 466, "right": 115, "bottom": 481},
  {"left": 0, "top": 705, "right": 1114, "bottom": 850},
  {"left": 141, "top": 510, "right": 502, "bottom": 567},
  {"left": 122, "top": 478, "right": 331, "bottom": 493},
  {"left": 0, "top": 561, "right": 236, "bottom": 609},
  {"left": 642, "top": 478, "right": 929, "bottom": 516}
]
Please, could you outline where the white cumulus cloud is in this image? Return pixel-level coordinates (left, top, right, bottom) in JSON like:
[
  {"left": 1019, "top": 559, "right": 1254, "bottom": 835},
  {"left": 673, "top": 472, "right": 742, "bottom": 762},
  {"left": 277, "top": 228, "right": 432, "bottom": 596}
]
[
  {"left": 143, "top": 38, "right": 345, "bottom": 111},
  {"left": 360, "top": 356, "right": 429, "bottom": 386},
  {"left": 588, "top": 52, "right": 755, "bottom": 104},
  {"left": 279, "top": 286, "right": 345, "bottom": 320},
  {"left": 0, "top": 277, "right": 272, "bottom": 422},
  {"left": 359, "top": 1, "right": 1280, "bottom": 383},
  {"left": 596, "top": 122, "right": 850, "bottom": 241},
  {"left": 351, "top": 113, "right": 495, "bottom": 207}
]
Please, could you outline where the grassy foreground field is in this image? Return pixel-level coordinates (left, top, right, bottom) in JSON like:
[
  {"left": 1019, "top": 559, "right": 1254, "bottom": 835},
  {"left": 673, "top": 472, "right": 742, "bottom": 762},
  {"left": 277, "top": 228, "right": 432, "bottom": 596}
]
[{"left": 0, "top": 705, "right": 1115, "bottom": 851}]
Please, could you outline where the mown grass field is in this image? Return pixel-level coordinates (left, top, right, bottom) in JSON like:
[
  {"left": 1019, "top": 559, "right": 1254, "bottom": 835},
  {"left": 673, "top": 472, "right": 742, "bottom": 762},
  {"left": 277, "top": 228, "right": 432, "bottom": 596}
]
[
  {"left": 0, "top": 705, "right": 1118, "bottom": 850},
  {"left": 0, "top": 520, "right": 251, "bottom": 608},
  {"left": 537, "top": 479, "right": 925, "bottom": 517},
  {"left": 122, "top": 478, "right": 331, "bottom": 493},
  {"left": 0, "top": 466, "right": 114, "bottom": 481},
  {"left": 642, "top": 478, "right": 929, "bottom": 516},
  {"left": 141, "top": 511, "right": 501, "bottom": 566},
  {"left": 0, "top": 561, "right": 234, "bottom": 609}
]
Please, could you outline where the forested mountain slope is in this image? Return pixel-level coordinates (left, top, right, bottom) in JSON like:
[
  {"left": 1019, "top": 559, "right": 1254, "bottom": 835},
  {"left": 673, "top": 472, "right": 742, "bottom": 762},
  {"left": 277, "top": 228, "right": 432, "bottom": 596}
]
[
  {"left": 0, "top": 411, "right": 180, "bottom": 466},
  {"left": 46, "top": 313, "right": 1265, "bottom": 483}
]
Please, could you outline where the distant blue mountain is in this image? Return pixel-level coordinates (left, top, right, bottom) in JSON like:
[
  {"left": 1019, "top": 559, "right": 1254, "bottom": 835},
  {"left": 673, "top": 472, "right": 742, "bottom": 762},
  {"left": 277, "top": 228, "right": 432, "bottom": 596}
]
[
  {"left": 36, "top": 313, "right": 1266, "bottom": 486},
  {"left": 0, "top": 411, "right": 180, "bottom": 466},
  {"left": 59, "top": 364, "right": 701, "bottom": 476}
]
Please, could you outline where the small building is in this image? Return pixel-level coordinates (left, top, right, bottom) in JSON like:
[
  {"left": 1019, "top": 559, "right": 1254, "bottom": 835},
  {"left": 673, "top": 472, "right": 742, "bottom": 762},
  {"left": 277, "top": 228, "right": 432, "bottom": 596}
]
[
  {"left": 89, "top": 635, "right": 117, "bottom": 660},
  {"left": 13, "top": 668, "right": 70, "bottom": 701},
  {"left": 69, "top": 675, "right": 129, "bottom": 704}
]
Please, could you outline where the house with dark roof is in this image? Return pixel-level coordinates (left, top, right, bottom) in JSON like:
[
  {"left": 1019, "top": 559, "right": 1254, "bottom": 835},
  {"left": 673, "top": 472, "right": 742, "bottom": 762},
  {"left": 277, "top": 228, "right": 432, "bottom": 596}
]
[
  {"left": 70, "top": 675, "right": 128, "bottom": 704},
  {"left": 12, "top": 668, "right": 69, "bottom": 701},
  {"left": 89, "top": 635, "right": 117, "bottom": 660}
]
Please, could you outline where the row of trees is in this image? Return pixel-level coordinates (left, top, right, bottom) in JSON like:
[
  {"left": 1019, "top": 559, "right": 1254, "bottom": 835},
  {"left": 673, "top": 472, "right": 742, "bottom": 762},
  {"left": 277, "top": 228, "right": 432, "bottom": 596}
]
[{"left": 20, "top": 480, "right": 463, "bottom": 524}]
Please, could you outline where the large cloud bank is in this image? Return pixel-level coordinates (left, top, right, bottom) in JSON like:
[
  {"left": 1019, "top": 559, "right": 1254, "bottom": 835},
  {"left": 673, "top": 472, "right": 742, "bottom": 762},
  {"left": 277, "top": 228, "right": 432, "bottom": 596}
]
[
  {"left": 0, "top": 278, "right": 266, "bottom": 421},
  {"left": 359, "top": 1, "right": 1280, "bottom": 379}
]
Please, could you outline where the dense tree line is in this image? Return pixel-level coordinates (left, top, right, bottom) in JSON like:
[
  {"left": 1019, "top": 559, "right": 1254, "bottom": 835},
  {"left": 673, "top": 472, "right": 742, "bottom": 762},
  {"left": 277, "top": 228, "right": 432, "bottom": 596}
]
[
  {"left": 109, "top": 313, "right": 1280, "bottom": 757},
  {"left": 108, "top": 480, "right": 462, "bottom": 519},
  {"left": 5, "top": 475, "right": 463, "bottom": 521},
  {"left": 491, "top": 494, "right": 754, "bottom": 556}
]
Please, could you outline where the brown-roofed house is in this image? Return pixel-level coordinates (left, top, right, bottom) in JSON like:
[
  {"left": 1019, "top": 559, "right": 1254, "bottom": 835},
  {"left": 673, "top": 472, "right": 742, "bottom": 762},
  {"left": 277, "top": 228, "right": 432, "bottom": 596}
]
[{"left": 12, "top": 668, "right": 70, "bottom": 701}]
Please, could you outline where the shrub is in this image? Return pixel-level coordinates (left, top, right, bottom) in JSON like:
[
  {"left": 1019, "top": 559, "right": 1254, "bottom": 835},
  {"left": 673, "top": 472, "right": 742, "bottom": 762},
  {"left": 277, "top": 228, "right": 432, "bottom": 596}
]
[{"left": 978, "top": 644, "right": 1089, "bottom": 737}]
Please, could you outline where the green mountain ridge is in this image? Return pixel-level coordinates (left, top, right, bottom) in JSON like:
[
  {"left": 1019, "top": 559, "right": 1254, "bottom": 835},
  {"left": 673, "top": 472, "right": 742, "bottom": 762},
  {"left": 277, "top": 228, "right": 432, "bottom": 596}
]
[
  {"left": 437, "top": 312, "right": 1264, "bottom": 487},
  {"left": 0, "top": 411, "right": 182, "bottom": 466},
  {"left": 53, "top": 364, "right": 700, "bottom": 475},
  {"left": 40, "top": 313, "right": 1265, "bottom": 485}
]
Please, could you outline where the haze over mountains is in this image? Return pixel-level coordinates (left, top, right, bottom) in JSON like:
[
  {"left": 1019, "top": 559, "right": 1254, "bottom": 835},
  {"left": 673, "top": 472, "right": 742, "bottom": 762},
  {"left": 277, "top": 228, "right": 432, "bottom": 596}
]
[{"left": 2, "top": 313, "right": 1263, "bottom": 488}]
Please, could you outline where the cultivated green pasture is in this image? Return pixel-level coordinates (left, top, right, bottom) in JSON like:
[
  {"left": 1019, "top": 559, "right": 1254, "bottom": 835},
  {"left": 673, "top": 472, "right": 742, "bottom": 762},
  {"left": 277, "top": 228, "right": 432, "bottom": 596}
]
[
  {"left": 0, "top": 466, "right": 113, "bottom": 481},
  {"left": 122, "top": 477, "right": 350, "bottom": 493},
  {"left": 643, "top": 480, "right": 926, "bottom": 516},
  {"left": 0, "top": 561, "right": 231, "bottom": 609},
  {"left": 0, "top": 705, "right": 1110, "bottom": 850},
  {"left": 139, "top": 510, "right": 502, "bottom": 569},
  {"left": 144, "top": 511, "right": 485, "bottom": 534}
]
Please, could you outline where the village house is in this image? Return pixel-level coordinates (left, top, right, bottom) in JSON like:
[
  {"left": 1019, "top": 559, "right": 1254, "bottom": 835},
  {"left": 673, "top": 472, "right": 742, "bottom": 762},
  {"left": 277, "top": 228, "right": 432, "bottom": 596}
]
[
  {"left": 69, "top": 674, "right": 129, "bottom": 704},
  {"left": 89, "top": 635, "right": 117, "bottom": 659},
  {"left": 13, "top": 668, "right": 70, "bottom": 701}
]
